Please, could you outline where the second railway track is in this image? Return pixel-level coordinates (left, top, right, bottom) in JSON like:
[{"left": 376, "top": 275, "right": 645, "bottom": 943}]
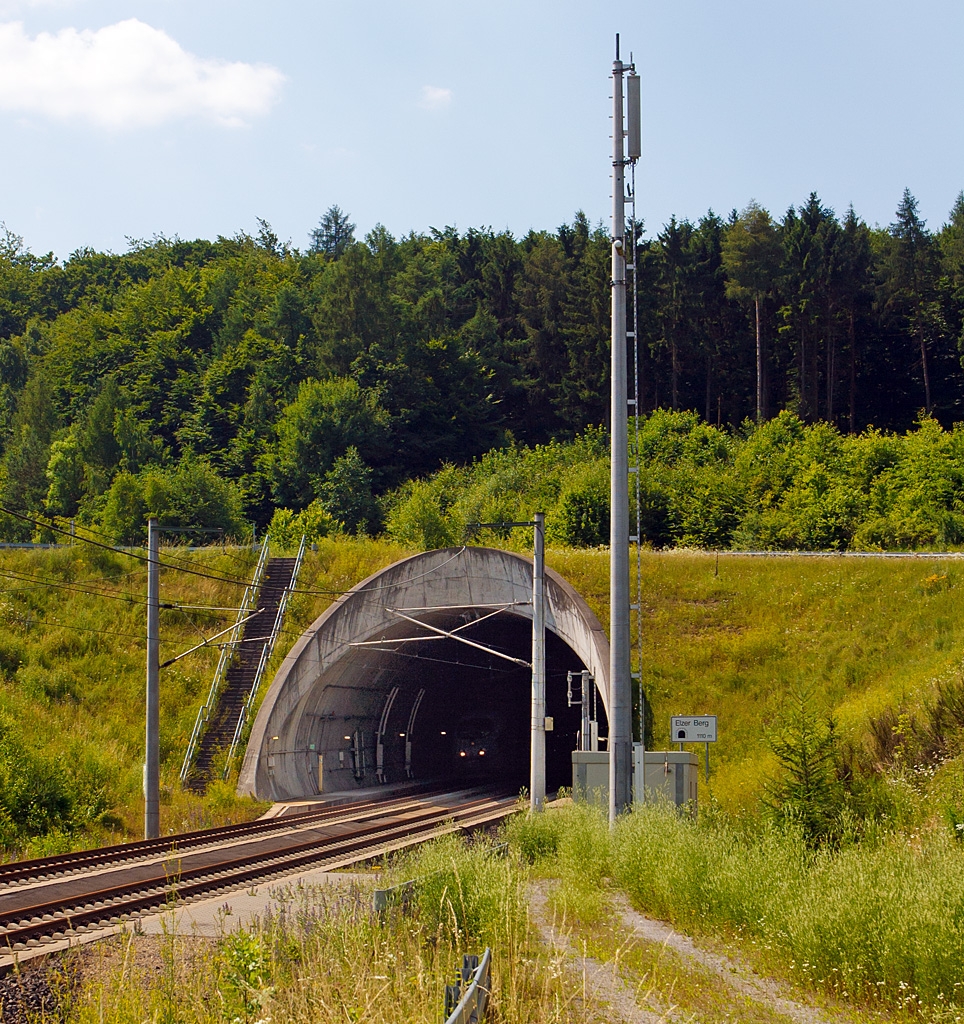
[{"left": 0, "top": 787, "right": 518, "bottom": 963}]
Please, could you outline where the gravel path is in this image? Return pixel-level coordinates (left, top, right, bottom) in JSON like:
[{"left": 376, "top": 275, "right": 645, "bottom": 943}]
[
  {"left": 611, "top": 893, "right": 833, "bottom": 1024},
  {"left": 0, "top": 958, "right": 75, "bottom": 1024},
  {"left": 529, "top": 883, "right": 668, "bottom": 1024},
  {"left": 528, "top": 883, "right": 837, "bottom": 1024}
]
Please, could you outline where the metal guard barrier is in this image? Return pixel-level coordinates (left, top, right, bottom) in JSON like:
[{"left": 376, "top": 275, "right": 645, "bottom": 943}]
[{"left": 444, "top": 949, "right": 491, "bottom": 1024}]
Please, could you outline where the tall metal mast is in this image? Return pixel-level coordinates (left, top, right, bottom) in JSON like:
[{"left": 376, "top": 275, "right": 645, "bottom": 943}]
[
  {"left": 530, "top": 511, "right": 546, "bottom": 811},
  {"left": 609, "top": 35, "right": 632, "bottom": 821},
  {"left": 610, "top": 36, "right": 631, "bottom": 819},
  {"left": 145, "top": 517, "right": 160, "bottom": 840}
]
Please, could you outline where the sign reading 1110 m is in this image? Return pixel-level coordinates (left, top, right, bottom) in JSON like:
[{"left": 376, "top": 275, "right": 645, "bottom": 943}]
[{"left": 671, "top": 716, "right": 717, "bottom": 743}]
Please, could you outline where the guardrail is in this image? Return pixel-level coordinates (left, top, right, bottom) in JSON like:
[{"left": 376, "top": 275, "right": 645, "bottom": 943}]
[
  {"left": 372, "top": 877, "right": 416, "bottom": 918},
  {"left": 179, "top": 541, "right": 270, "bottom": 784},
  {"left": 444, "top": 949, "right": 491, "bottom": 1024},
  {"left": 223, "top": 534, "right": 308, "bottom": 777}
]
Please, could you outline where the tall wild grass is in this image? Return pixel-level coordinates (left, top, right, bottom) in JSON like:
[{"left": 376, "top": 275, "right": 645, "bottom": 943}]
[
  {"left": 510, "top": 800, "right": 964, "bottom": 1016},
  {"left": 71, "top": 834, "right": 583, "bottom": 1024}
]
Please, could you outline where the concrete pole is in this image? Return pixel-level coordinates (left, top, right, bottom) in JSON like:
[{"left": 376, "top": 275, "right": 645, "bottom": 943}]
[
  {"left": 145, "top": 517, "right": 160, "bottom": 840},
  {"left": 609, "top": 43, "right": 633, "bottom": 823},
  {"left": 530, "top": 511, "right": 546, "bottom": 811}
]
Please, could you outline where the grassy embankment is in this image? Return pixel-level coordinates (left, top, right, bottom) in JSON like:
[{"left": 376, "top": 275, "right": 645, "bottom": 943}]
[
  {"left": 0, "top": 537, "right": 411, "bottom": 855},
  {"left": 3, "top": 539, "right": 964, "bottom": 848},
  {"left": 553, "top": 546, "right": 964, "bottom": 818}
]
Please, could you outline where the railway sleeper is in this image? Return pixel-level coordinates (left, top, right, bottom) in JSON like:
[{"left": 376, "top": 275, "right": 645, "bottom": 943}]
[{"left": 0, "top": 795, "right": 515, "bottom": 954}]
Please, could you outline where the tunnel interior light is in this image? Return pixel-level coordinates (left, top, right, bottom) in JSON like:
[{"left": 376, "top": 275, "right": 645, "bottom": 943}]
[
  {"left": 479, "top": 750, "right": 486, "bottom": 756},
  {"left": 440, "top": 731, "right": 447, "bottom": 736},
  {"left": 399, "top": 732, "right": 406, "bottom": 737},
  {"left": 459, "top": 751, "right": 466, "bottom": 757},
  {"left": 344, "top": 736, "right": 351, "bottom": 741}
]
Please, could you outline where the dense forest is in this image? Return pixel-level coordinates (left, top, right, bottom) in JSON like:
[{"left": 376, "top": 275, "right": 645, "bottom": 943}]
[{"left": 0, "top": 189, "right": 963, "bottom": 543}]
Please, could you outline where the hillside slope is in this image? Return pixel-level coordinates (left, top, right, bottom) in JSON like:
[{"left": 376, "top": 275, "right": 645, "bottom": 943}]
[
  {"left": 0, "top": 538, "right": 409, "bottom": 853},
  {"left": 1, "top": 540, "right": 962, "bottom": 852},
  {"left": 552, "top": 547, "right": 964, "bottom": 814}
]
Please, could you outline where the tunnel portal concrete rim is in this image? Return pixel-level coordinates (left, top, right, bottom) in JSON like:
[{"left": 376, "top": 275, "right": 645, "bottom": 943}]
[{"left": 237, "top": 546, "right": 611, "bottom": 801}]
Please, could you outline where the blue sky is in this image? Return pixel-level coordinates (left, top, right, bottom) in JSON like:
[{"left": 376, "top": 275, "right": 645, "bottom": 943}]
[{"left": 1, "top": 0, "right": 962, "bottom": 259}]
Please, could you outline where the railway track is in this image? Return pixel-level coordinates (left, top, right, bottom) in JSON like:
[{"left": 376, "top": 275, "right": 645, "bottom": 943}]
[
  {"left": 0, "top": 787, "right": 517, "bottom": 963},
  {"left": 0, "top": 783, "right": 451, "bottom": 889}
]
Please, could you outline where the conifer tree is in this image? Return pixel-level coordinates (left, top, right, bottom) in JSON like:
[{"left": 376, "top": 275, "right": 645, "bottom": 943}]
[{"left": 722, "top": 202, "right": 783, "bottom": 421}]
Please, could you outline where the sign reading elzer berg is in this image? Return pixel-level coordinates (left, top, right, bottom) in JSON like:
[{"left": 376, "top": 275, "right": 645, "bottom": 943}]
[{"left": 670, "top": 716, "right": 718, "bottom": 743}]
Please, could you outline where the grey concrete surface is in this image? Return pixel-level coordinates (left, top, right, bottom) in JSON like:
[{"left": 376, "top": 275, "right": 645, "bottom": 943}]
[{"left": 238, "top": 547, "right": 610, "bottom": 802}]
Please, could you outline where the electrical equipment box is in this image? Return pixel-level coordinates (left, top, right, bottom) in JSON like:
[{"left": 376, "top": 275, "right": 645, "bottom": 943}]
[
  {"left": 633, "top": 747, "right": 698, "bottom": 811},
  {"left": 572, "top": 747, "right": 698, "bottom": 811},
  {"left": 571, "top": 751, "right": 609, "bottom": 806}
]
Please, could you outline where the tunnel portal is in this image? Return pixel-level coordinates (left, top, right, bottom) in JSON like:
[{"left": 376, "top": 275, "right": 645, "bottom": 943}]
[{"left": 237, "top": 547, "right": 611, "bottom": 802}]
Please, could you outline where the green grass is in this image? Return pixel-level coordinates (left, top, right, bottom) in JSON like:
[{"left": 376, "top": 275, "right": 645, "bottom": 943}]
[
  {"left": 509, "top": 800, "right": 964, "bottom": 1021},
  {"left": 548, "top": 548, "right": 964, "bottom": 814},
  {"left": 3, "top": 539, "right": 964, "bottom": 848},
  {"left": 69, "top": 833, "right": 590, "bottom": 1024},
  {"left": 0, "top": 537, "right": 412, "bottom": 852},
  {"left": 611, "top": 802, "right": 964, "bottom": 1016}
]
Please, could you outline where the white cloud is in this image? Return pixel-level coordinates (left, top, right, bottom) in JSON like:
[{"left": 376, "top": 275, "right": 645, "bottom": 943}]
[
  {"left": 0, "top": 18, "right": 285, "bottom": 128},
  {"left": 419, "top": 85, "right": 452, "bottom": 111}
]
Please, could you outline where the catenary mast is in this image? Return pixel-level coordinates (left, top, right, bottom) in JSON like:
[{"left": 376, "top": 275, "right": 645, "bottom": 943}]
[{"left": 609, "top": 35, "right": 639, "bottom": 823}]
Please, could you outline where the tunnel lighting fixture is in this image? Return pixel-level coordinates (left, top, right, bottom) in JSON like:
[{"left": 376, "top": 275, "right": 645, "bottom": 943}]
[
  {"left": 344, "top": 736, "right": 351, "bottom": 741},
  {"left": 459, "top": 751, "right": 466, "bottom": 757},
  {"left": 440, "top": 731, "right": 447, "bottom": 736},
  {"left": 398, "top": 732, "right": 405, "bottom": 737},
  {"left": 479, "top": 750, "right": 486, "bottom": 756}
]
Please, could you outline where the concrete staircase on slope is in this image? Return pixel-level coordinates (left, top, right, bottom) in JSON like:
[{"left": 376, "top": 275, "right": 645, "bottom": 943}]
[{"left": 181, "top": 544, "right": 304, "bottom": 793}]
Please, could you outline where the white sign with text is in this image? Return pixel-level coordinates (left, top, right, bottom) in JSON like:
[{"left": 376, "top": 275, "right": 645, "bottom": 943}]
[{"left": 671, "top": 716, "right": 717, "bottom": 743}]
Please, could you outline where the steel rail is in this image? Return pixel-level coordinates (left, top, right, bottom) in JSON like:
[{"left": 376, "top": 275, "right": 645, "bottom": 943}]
[
  {"left": 1, "top": 795, "right": 501, "bottom": 925},
  {"left": 0, "top": 792, "right": 517, "bottom": 955},
  {"left": 0, "top": 785, "right": 456, "bottom": 889}
]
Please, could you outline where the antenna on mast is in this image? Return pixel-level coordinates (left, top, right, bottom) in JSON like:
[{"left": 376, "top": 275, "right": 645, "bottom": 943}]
[{"left": 609, "top": 33, "right": 643, "bottom": 822}]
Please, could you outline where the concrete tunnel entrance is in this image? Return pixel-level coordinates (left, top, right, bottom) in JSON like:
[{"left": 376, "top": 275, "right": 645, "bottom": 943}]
[{"left": 237, "top": 547, "right": 611, "bottom": 803}]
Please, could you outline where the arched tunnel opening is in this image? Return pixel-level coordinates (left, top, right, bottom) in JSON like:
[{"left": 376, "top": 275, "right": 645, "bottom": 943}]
[
  {"left": 239, "top": 547, "right": 612, "bottom": 803},
  {"left": 378, "top": 612, "right": 607, "bottom": 793}
]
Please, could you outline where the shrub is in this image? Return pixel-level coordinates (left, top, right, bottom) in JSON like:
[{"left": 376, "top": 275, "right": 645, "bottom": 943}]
[
  {"left": 267, "top": 500, "right": 335, "bottom": 550},
  {"left": 385, "top": 478, "right": 456, "bottom": 549},
  {"left": 100, "top": 460, "right": 245, "bottom": 543},
  {"left": 556, "top": 462, "right": 609, "bottom": 547},
  {"left": 505, "top": 807, "right": 565, "bottom": 863}
]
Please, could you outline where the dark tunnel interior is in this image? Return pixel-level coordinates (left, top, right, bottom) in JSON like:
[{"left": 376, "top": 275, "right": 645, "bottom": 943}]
[{"left": 375, "top": 613, "right": 608, "bottom": 794}]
